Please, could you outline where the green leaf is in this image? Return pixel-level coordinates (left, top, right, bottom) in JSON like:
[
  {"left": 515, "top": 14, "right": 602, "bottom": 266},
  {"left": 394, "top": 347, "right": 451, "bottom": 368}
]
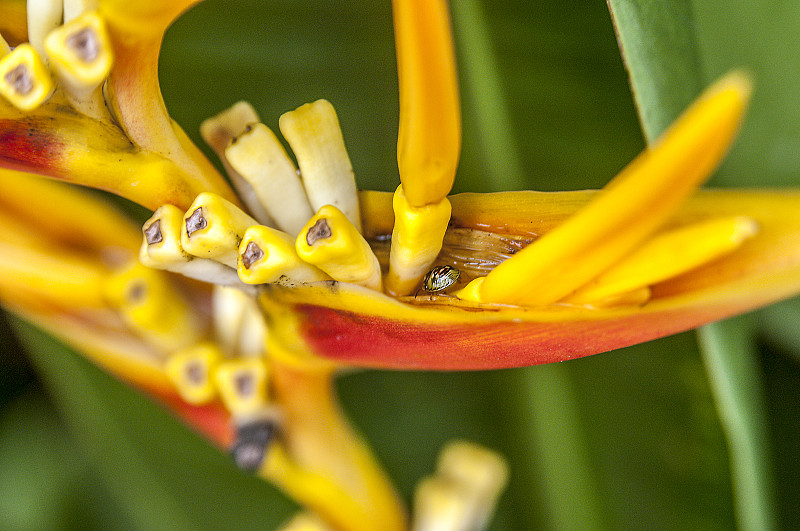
[
  {"left": 692, "top": 1, "right": 800, "bottom": 188},
  {"left": 606, "top": 0, "right": 704, "bottom": 142}
]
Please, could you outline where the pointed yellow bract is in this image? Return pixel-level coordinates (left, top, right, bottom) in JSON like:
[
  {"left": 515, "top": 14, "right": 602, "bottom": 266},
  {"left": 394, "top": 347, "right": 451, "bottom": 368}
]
[
  {"left": 564, "top": 215, "right": 759, "bottom": 305},
  {"left": 478, "top": 72, "right": 752, "bottom": 306}
]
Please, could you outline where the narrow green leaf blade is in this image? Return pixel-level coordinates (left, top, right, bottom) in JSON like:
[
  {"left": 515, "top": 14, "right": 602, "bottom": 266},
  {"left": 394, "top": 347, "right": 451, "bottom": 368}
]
[
  {"left": 607, "top": 0, "right": 704, "bottom": 142},
  {"left": 698, "top": 319, "right": 778, "bottom": 530},
  {"left": 608, "top": 1, "right": 779, "bottom": 528}
]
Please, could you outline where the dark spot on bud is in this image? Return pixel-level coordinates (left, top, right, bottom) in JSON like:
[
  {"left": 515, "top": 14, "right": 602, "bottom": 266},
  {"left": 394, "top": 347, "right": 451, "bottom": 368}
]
[
  {"left": 144, "top": 219, "right": 163, "bottom": 244},
  {"left": 127, "top": 281, "right": 147, "bottom": 304},
  {"left": 66, "top": 28, "right": 100, "bottom": 63},
  {"left": 5, "top": 65, "right": 33, "bottom": 95},
  {"left": 306, "top": 218, "right": 332, "bottom": 246},
  {"left": 184, "top": 361, "right": 205, "bottom": 385},
  {"left": 234, "top": 372, "right": 255, "bottom": 398},
  {"left": 185, "top": 207, "right": 207, "bottom": 236},
  {"left": 241, "top": 241, "right": 264, "bottom": 269},
  {"left": 231, "top": 420, "right": 276, "bottom": 472}
]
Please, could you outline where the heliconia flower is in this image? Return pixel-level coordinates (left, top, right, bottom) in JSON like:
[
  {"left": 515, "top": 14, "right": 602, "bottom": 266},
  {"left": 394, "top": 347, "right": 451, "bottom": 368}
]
[{"left": 2, "top": 0, "right": 800, "bottom": 529}]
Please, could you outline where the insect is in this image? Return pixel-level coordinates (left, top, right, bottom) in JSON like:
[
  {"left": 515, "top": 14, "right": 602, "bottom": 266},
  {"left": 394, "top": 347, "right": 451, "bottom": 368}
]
[{"left": 422, "top": 264, "right": 461, "bottom": 293}]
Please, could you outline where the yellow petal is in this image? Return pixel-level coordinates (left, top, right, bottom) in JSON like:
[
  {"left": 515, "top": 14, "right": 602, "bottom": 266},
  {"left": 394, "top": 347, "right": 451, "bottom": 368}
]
[
  {"left": 199, "top": 101, "right": 275, "bottom": 226},
  {"left": 26, "top": 0, "right": 62, "bottom": 54},
  {"left": 279, "top": 100, "right": 361, "bottom": 231},
  {"left": 393, "top": 0, "right": 460, "bottom": 207},
  {"left": 564, "top": 216, "right": 759, "bottom": 305},
  {"left": 225, "top": 122, "right": 314, "bottom": 235},
  {"left": 44, "top": 10, "right": 113, "bottom": 120},
  {"left": 140, "top": 204, "right": 241, "bottom": 286},
  {"left": 385, "top": 184, "right": 451, "bottom": 296},
  {"left": 239, "top": 225, "right": 329, "bottom": 285},
  {"left": 104, "top": 260, "right": 204, "bottom": 352},
  {"left": 215, "top": 357, "right": 269, "bottom": 417},
  {"left": 181, "top": 192, "right": 258, "bottom": 269},
  {"left": 295, "top": 205, "right": 382, "bottom": 291},
  {"left": 165, "top": 342, "right": 223, "bottom": 406},
  {"left": 44, "top": 11, "right": 113, "bottom": 90}
]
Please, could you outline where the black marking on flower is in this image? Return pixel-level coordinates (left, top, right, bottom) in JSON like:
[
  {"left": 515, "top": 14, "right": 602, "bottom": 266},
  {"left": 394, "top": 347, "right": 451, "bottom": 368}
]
[
  {"left": 306, "top": 218, "right": 332, "bottom": 245},
  {"left": 241, "top": 241, "right": 264, "bottom": 269},
  {"left": 231, "top": 420, "right": 277, "bottom": 472},
  {"left": 144, "top": 219, "right": 163, "bottom": 244},
  {"left": 5, "top": 65, "right": 33, "bottom": 95},
  {"left": 66, "top": 28, "right": 100, "bottom": 63},
  {"left": 185, "top": 207, "right": 207, "bottom": 236}
]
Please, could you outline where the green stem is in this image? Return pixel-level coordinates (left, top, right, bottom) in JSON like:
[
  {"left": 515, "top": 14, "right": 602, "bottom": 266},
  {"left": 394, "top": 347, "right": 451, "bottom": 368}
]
[
  {"left": 451, "top": 1, "right": 605, "bottom": 527},
  {"left": 697, "top": 318, "right": 778, "bottom": 530},
  {"left": 513, "top": 364, "right": 605, "bottom": 530},
  {"left": 450, "top": 0, "right": 526, "bottom": 191}
]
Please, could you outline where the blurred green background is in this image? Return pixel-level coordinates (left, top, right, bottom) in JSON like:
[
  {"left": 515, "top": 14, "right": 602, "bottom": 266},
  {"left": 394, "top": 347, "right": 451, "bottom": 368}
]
[{"left": 1, "top": 0, "right": 799, "bottom": 529}]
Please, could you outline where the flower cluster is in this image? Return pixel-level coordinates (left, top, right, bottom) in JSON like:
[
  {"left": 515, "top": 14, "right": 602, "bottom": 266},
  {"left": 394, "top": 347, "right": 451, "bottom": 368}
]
[{"left": 3, "top": 0, "right": 800, "bottom": 529}]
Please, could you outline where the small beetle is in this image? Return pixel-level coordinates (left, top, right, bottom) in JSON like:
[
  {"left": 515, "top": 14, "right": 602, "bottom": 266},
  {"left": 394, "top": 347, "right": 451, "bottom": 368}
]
[{"left": 422, "top": 264, "right": 461, "bottom": 293}]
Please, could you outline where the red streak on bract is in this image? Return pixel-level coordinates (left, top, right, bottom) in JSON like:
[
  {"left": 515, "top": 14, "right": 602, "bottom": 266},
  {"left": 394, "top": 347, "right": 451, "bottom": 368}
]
[
  {"left": 296, "top": 304, "right": 719, "bottom": 370},
  {"left": 162, "top": 395, "right": 234, "bottom": 449},
  {"left": 0, "top": 119, "right": 65, "bottom": 176}
]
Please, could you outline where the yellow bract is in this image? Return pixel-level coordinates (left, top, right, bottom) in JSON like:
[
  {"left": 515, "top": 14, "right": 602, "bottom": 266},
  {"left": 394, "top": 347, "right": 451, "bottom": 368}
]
[{"left": 564, "top": 215, "right": 759, "bottom": 305}]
